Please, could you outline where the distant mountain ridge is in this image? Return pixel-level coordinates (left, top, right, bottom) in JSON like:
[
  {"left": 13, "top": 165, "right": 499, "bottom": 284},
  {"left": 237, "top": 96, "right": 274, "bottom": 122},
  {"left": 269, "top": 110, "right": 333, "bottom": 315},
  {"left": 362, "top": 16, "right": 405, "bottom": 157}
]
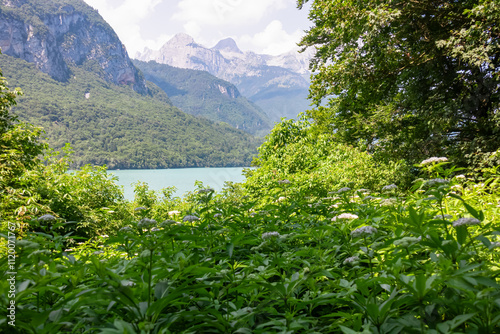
[
  {"left": 134, "top": 60, "right": 273, "bottom": 136},
  {"left": 136, "top": 33, "right": 313, "bottom": 122}
]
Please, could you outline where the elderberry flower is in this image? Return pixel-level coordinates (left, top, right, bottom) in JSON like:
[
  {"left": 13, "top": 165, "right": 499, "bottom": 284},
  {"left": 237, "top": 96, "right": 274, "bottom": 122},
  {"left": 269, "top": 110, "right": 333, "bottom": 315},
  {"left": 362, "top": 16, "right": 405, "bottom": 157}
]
[
  {"left": 452, "top": 217, "right": 481, "bottom": 227},
  {"left": 423, "top": 178, "right": 449, "bottom": 188},
  {"left": 380, "top": 198, "right": 397, "bottom": 206},
  {"left": 351, "top": 226, "right": 377, "bottom": 238},
  {"left": 455, "top": 175, "right": 466, "bottom": 180},
  {"left": 332, "top": 213, "right": 359, "bottom": 221},
  {"left": 278, "top": 179, "right": 291, "bottom": 184},
  {"left": 183, "top": 215, "right": 200, "bottom": 222},
  {"left": 168, "top": 210, "right": 181, "bottom": 216},
  {"left": 394, "top": 236, "right": 421, "bottom": 248},
  {"left": 38, "top": 214, "right": 57, "bottom": 222},
  {"left": 337, "top": 187, "right": 351, "bottom": 193},
  {"left": 382, "top": 184, "right": 398, "bottom": 191},
  {"left": 120, "top": 226, "right": 133, "bottom": 232},
  {"left": 138, "top": 218, "right": 157, "bottom": 228},
  {"left": 343, "top": 256, "right": 360, "bottom": 265},
  {"left": 134, "top": 206, "right": 147, "bottom": 211},
  {"left": 160, "top": 219, "right": 178, "bottom": 227},
  {"left": 420, "top": 157, "right": 448, "bottom": 165},
  {"left": 262, "top": 231, "right": 280, "bottom": 239},
  {"left": 214, "top": 213, "right": 222, "bottom": 218}
]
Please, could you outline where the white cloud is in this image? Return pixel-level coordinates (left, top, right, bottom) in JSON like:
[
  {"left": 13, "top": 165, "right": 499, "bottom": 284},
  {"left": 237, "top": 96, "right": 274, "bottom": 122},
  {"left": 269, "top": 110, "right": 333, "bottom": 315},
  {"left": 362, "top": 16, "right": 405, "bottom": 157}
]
[
  {"left": 172, "top": 0, "right": 288, "bottom": 26},
  {"left": 239, "top": 20, "right": 303, "bottom": 55},
  {"left": 83, "top": 0, "right": 164, "bottom": 56}
]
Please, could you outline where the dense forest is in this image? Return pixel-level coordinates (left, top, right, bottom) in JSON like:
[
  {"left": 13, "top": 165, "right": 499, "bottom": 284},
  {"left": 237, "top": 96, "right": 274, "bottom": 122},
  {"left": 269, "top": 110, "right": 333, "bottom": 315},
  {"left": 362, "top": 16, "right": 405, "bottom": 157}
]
[
  {"left": 1, "top": 54, "right": 261, "bottom": 169},
  {"left": 0, "top": 0, "right": 499, "bottom": 333}
]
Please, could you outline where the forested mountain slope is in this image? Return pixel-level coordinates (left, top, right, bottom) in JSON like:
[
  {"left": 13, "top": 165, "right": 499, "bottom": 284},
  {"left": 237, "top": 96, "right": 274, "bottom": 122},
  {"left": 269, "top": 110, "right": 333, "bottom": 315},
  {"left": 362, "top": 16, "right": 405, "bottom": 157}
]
[
  {"left": 1, "top": 54, "right": 260, "bottom": 169},
  {"left": 134, "top": 60, "right": 273, "bottom": 137},
  {"left": 0, "top": 0, "right": 260, "bottom": 168}
]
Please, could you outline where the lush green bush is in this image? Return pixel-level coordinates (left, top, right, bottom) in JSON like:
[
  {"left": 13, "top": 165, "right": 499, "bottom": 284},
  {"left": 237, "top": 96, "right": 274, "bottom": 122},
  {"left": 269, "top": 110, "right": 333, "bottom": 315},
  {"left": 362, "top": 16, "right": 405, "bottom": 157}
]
[{"left": 244, "top": 117, "right": 412, "bottom": 204}]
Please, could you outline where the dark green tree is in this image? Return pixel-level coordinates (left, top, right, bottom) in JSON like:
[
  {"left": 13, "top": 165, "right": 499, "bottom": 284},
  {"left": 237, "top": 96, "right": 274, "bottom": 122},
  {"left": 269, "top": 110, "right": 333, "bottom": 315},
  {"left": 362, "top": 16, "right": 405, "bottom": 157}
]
[{"left": 298, "top": 0, "right": 499, "bottom": 166}]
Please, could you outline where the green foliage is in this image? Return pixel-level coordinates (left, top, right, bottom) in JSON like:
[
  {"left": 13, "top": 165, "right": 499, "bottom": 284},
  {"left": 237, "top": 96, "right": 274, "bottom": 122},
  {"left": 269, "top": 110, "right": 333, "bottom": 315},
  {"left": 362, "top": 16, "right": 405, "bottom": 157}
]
[
  {"left": 298, "top": 0, "right": 500, "bottom": 167},
  {"left": 1, "top": 59, "right": 128, "bottom": 238},
  {"left": 134, "top": 60, "right": 273, "bottom": 137},
  {"left": 245, "top": 116, "right": 411, "bottom": 201},
  {"left": 1, "top": 159, "right": 499, "bottom": 333},
  {"left": 1, "top": 54, "right": 260, "bottom": 169}
]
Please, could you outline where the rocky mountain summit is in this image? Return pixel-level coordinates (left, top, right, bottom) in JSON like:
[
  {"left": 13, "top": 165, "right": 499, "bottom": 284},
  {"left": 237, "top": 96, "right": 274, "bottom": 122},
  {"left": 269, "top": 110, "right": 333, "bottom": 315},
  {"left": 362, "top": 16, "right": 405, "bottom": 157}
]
[
  {"left": 0, "top": 0, "right": 148, "bottom": 94},
  {"left": 136, "top": 34, "right": 313, "bottom": 121}
]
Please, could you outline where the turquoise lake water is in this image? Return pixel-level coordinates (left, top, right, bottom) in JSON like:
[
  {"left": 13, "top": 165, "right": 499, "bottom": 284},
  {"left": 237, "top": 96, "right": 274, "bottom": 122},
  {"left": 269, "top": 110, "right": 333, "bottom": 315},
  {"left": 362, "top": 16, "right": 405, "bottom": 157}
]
[{"left": 108, "top": 167, "right": 250, "bottom": 201}]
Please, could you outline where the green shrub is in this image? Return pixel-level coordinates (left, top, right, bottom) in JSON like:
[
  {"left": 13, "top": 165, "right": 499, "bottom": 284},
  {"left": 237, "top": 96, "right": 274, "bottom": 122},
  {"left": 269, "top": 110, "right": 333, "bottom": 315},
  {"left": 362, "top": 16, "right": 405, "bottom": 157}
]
[{"left": 245, "top": 116, "right": 412, "bottom": 203}]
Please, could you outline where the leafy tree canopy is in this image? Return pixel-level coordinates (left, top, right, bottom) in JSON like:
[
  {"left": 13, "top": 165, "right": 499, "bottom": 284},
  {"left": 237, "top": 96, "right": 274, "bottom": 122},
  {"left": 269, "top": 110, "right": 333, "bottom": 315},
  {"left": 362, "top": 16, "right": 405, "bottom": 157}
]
[{"left": 298, "top": 0, "right": 500, "bottom": 166}]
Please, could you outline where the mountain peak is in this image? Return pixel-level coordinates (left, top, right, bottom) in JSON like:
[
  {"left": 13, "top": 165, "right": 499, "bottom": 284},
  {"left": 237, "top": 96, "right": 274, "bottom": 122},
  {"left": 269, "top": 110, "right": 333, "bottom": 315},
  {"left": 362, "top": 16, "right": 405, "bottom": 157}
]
[
  {"left": 212, "top": 38, "right": 242, "bottom": 54},
  {"left": 167, "top": 33, "right": 195, "bottom": 46}
]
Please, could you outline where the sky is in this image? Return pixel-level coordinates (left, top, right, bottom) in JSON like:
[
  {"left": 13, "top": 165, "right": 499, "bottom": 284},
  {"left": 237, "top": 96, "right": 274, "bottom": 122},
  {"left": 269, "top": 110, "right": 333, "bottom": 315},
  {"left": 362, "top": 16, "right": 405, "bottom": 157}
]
[{"left": 82, "top": 0, "right": 313, "bottom": 57}]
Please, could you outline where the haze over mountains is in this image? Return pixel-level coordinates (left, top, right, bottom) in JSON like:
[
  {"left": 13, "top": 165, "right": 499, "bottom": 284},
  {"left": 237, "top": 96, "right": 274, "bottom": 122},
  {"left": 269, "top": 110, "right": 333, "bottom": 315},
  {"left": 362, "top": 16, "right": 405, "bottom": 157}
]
[{"left": 136, "top": 33, "right": 313, "bottom": 122}]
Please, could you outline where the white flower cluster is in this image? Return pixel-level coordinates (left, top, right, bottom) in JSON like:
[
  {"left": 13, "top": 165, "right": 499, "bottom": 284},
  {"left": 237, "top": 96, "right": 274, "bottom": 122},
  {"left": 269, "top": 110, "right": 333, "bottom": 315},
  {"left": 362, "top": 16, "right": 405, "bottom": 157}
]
[
  {"left": 351, "top": 226, "right": 378, "bottom": 238},
  {"left": 452, "top": 217, "right": 481, "bottom": 227},
  {"left": 394, "top": 236, "right": 421, "bottom": 248},
  {"left": 278, "top": 179, "right": 291, "bottom": 184},
  {"left": 160, "top": 219, "right": 178, "bottom": 227},
  {"left": 490, "top": 242, "right": 500, "bottom": 248},
  {"left": 262, "top": 231, "right": 280, "bottom": 239},
  {"left": 214, "top": 213, "right": 222, "bottom": 218},
  {"left": 198, "top": 188, "right": 214, "bottom": 194},
  {"left": 455, "top": 174, "right": 466, "bottom": 180},
  {"left": 343, "top": 256, "right": 360, "bottom": 265},
  {"left": 382, "top": 184, "right": 398, "bottom": 191},
  {"left": 138, "top": 218, "right": 157, "bottom": 228},
  {"left": 38, "top": 214, "right": 57, "bottom": 222},
  {"left": 168, "top": 210, "right": 181, "bottom": 216},
  {"left": 134, "top": 206, "right": 147, "bottom": 211},
  {"left": 183, "top": 215, "right": 200, "bottom": 222},
  {"left": 380, "top": 198, "right": 397, "bottom": 206},
  {"left": 332, "top": 213, "right": 359, "bottom": 221},
  {"left": 420, "top": 157, "right": 448, "bottom": 165},
  {"left": 120, "top": 226, "right": 133, "bottom": 232},
  {"left": 337, "top": 187, "right": 351, "bottom": 193},
  {"left": 424, "top": 178, "right": 449, "bottom": 188}
]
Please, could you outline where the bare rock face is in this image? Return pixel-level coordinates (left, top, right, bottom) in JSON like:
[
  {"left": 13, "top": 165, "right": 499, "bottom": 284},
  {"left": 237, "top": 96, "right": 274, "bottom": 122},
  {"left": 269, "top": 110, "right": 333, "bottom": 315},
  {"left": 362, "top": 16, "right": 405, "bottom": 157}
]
[
  {"left": 0, "top": 1, "right": 148, "bottom": 94},
  {"left": 136, "top": 33, "right": 311, "bottom": 97}
]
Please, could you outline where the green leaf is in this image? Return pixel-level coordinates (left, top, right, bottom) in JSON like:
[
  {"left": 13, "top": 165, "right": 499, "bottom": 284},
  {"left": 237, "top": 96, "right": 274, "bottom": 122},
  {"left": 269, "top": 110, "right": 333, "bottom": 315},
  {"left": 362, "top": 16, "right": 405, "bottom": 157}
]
[{"left": 456, "top": 226, "right": 467, "bottom": 246}]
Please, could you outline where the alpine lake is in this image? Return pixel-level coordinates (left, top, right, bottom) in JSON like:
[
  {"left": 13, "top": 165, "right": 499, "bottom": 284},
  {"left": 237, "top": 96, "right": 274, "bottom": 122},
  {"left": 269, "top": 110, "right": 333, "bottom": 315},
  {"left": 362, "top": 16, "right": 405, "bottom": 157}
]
[{"left": 108, "top": 167, "right": 250, "bottom": 201}]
